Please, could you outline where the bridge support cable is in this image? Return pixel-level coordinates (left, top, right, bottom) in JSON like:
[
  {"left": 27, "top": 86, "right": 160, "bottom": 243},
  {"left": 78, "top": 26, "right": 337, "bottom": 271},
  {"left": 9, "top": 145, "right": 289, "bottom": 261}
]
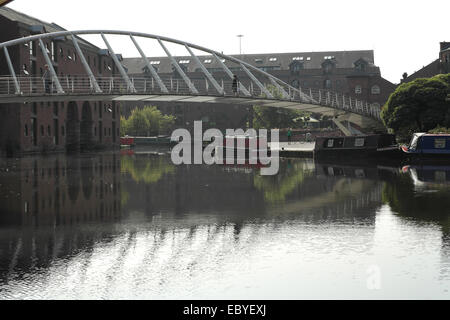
[
  {"left": 71, "top": 35, "right": 102, "bottom": 93},
  {"left": 268, "top": 78, "right": 290, "bottom": 100},
  {"left": 130, "top": 35, "right": 169, "bottom": 94},
  {"left": 101, "top": 33, "right": 137, "bottom": 93},
  {"left": 212, "top": 53, "right": 251, "bottom": 97},
  {"left": 157, "top": 38, "right": 199, "bottom": 95},
  {"left": 332, "top": 117, "right": 353, "bottom": 137},
  {"left": 240, "top": 64, "right": 273, "bottom": 99},
  {"left": 3, "top": 47, "right": 20, "bottom": 94},
  {"left": 38, "top": 39, "right": 64, "bottom": 94},
  {"left": 185, "top": 45, "right": 224, "bottom": 95}
]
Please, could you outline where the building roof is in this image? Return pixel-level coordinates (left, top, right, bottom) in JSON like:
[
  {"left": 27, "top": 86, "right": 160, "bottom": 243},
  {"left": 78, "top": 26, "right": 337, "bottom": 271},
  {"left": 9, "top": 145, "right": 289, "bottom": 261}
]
[
  {"left": 0, "top": 6, "right": 99, "bottom": 50},
  {"left": 404, "top": 59, "right": 441, "bottom": 83},
  {"left": 0, "top": 1, "right": 15, "bottom": 7},
  {"left": 123, "top": 50, "right": 376, "bottom": 75},
  {"left": 0, "top": 6, "right": 65, "bottom": 33}
]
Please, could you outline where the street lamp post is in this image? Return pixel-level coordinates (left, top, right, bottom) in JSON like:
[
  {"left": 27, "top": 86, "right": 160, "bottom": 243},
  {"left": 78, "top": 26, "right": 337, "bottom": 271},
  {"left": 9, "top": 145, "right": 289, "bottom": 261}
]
[{"left": 237, "top": 35, "right": 244, "bottom": 55}]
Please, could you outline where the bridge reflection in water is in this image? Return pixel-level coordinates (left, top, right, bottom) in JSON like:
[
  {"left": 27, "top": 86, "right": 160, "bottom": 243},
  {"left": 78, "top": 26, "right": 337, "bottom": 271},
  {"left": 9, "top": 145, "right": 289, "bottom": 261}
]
[{"left": 0, "top": 152, "right": 449, "bottom": 299}]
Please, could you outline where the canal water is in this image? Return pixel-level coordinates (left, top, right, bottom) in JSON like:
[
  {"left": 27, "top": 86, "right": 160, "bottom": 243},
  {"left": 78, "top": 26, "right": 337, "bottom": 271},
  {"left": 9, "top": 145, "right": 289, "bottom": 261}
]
[{"left": 0, "top": 150, "right": 449, "bottom": 299}]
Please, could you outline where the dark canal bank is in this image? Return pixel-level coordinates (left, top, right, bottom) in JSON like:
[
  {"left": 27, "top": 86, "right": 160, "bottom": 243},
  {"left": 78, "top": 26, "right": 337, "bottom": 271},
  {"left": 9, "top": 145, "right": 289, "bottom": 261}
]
[{"left": 0, "top": 150, "right": 449, "bottom": 299}]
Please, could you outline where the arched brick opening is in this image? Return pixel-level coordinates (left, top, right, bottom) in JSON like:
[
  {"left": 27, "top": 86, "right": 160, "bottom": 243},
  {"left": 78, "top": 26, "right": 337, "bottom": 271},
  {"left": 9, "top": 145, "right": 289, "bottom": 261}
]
[
  {"left": 66, "top": 101, "right": 80, "bottom": 152},
  {"left": 80, "top": 101, "right": 93, "bottom": 151}
]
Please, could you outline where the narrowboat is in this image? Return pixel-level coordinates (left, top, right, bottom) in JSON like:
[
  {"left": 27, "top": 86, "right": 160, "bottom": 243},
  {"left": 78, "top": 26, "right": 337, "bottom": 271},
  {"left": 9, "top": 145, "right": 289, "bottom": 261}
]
[
  {"left": 314, "top": 134, "right": 403, "bottom": 162},
  {"left": 401, "top": 133, "right": 450, "bottom": 161},
  {"left": 120, "top": 135, "right": 176, "bottom": 147},
  {"left": 134, "top": 135, "right": 175, "bottom": 146},
  {"left": 120, "top": 136, "right": 135, "bottom": 148}
]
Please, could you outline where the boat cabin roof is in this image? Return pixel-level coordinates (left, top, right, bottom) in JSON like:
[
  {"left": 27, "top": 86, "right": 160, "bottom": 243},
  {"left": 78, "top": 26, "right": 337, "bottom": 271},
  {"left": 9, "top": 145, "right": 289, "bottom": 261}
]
[{"left": 414, "top": 133, "right": 450, "bottom": 138}]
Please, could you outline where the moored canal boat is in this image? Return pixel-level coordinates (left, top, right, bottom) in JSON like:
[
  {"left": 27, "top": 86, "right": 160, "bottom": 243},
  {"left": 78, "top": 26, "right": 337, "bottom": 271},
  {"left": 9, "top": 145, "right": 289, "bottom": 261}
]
[
  {"left": 401, "top": 133, "right": 450, "bottom": 162},
  {"left": 120, "top": 135, "right": 176, "bottom": 148},
  {"left": 314, "top": 134, "right": 403, "bottom": 162}
]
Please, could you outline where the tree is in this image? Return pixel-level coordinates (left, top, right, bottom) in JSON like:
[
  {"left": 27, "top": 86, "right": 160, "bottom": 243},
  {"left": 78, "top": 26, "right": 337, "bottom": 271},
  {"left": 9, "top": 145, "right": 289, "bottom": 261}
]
[
  {"left": 381, "top": 74, "right": 450, "bottom": 139},
  {"left": 129, "top": 109, "right": 149, "bottom": 136},
  {"left": 159, "top": 114, "right": 176, "bottom": 134},
  {"left": 120, "top": 115, "right": 130, "bottom": 136},
  {"left": 120, "top": 105, "right": 176, "bottom": 137},
  {"left": 141, "top": 106, "right": 162, "bottom": 135}
]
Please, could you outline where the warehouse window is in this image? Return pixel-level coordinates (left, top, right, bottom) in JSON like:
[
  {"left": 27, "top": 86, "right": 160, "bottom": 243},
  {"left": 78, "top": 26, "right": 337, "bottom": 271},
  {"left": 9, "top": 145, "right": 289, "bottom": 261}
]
[{"left": 371, "top": 85, "right": 381, "bottom": 95}]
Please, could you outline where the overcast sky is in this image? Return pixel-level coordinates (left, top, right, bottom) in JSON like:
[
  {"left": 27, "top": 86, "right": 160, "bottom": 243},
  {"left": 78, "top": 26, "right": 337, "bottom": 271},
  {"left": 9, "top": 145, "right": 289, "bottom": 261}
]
[{"left": 6, "top": 0, "right": 450, "bottom": 83}]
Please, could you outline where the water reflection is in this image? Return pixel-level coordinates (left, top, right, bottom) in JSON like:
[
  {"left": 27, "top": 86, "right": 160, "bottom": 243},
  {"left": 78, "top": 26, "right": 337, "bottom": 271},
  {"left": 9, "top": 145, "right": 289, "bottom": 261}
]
[
  {"left": 383, "top": 165, "right": 450, "bottom": 233},
  {"left": 0, "top": 153, "right": 449, "bottom": 299}
]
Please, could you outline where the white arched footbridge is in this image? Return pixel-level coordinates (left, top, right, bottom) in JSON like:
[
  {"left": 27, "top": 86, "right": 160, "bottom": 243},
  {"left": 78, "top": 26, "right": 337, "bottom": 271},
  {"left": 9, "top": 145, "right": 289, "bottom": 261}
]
[{"left": 0, "top": 30, "right": 384, "bottom": 133}]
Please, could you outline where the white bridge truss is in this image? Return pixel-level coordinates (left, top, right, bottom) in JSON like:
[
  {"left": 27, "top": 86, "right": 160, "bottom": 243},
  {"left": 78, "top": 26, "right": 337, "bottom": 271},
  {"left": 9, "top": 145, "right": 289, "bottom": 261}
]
[{"left": 0, "top": 30, "right": 382, "bottom": 121}]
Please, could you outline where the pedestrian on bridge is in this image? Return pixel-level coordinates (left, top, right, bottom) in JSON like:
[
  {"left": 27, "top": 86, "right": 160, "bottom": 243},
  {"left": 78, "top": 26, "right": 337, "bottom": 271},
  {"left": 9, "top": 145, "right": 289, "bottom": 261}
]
[
  {"left": 287, "top": 128, "right": 293, "bottom": 145},
  {"left": 42, "top": 65, "right": 51, "bottom": 94},
  {"left": 232, "top": 75, "right": 239, "bottom": 96}
]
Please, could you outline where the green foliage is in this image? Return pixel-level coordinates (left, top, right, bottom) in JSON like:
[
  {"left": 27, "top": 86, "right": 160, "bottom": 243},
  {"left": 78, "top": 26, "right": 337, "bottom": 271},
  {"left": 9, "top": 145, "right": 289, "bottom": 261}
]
[
  {"left": 429, "top": 126, "right": 450, "bottom": 134},
  {"left": 252, "top": 84, "right": 308, "bottom": 129},
  {"left": 120, "top": 115, "right": 130, "bottom": 136},
  {"left": 121, "top": 106, "right": 176, "bottom": 137},
  {"left": 381, "top": 74, "right": 450, "bottom": 140},
  {"left": 121, "top": 155, "right": 175, "bottom": 184}
]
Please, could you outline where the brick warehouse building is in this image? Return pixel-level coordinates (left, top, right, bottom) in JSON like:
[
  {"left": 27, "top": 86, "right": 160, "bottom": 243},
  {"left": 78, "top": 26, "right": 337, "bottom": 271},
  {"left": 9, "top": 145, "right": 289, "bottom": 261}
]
[
  {"left": 122, "top": 50, "right": 396, "bottom": 132},
  {"left": 0, "top": 7, "right": 121, "bottom": 156}
]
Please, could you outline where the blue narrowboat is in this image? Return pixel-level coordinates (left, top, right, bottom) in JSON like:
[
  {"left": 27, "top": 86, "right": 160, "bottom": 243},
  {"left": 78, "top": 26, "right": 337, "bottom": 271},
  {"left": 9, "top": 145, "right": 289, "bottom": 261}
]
[{"left": 401, "top": 133, "right": 450, "bottom": 161}]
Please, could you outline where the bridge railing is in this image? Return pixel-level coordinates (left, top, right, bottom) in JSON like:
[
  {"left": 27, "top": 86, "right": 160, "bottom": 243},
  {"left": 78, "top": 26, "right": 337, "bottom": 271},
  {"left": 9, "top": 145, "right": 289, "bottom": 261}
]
[
  {"left": 0, "top": 75, "right": 288, "bottom": 100},
  {"left": 305, "top": 87, "right": 382, "bottom": 120},
  {"left": 0, "top": 75, "right": 382, "bottom": 120}
]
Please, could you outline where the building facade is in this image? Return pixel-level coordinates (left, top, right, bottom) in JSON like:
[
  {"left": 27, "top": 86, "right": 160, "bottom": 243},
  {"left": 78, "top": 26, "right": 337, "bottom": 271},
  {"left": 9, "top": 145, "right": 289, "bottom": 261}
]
[{"left": 0, "top": 7, "right": 121, "bottom": 156}]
